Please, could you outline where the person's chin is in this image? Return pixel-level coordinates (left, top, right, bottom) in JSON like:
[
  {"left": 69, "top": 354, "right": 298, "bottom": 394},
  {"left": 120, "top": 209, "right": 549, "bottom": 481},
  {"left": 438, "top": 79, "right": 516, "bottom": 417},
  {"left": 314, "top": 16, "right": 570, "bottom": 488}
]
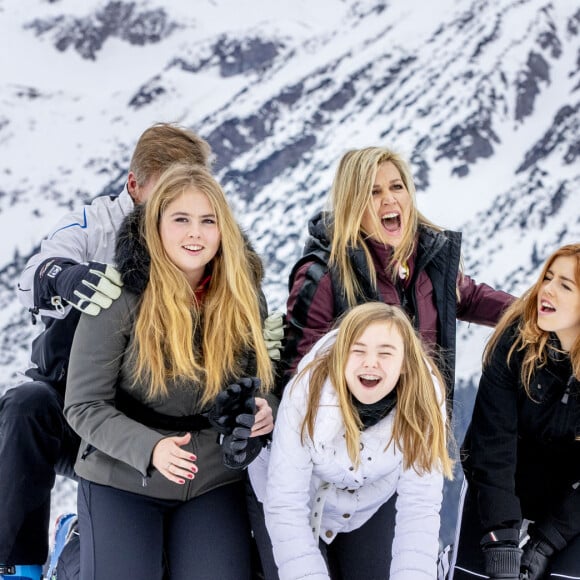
[
  {"left": 378, "top": 229, "right": 402, "bottom": 247},
  {"left": 356, "top": 392, "right": 379, "bottom": 405}
]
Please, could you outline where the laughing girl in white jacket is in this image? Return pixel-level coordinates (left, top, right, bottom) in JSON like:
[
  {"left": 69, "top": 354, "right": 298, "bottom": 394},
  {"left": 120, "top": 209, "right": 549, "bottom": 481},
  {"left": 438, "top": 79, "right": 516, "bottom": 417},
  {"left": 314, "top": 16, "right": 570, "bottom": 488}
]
[{"left": 263, "top": 302, "right": 453, "bottom": 580}]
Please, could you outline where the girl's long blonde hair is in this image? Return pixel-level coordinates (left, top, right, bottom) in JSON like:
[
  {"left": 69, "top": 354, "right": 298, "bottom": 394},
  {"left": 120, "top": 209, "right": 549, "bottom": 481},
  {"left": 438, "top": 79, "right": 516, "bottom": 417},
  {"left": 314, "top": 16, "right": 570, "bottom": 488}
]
[
  {"left": 300, "top": 302, "right": 453, "bottom": 477},
  {"left": 328, "top": 147, "right": 442, "bottom": 307},
  {"left": 131, "top": 163, "right": 273, "bottom": 405},
  {"left": 483, "top": 243, "right": 580, "bottom": 393}
]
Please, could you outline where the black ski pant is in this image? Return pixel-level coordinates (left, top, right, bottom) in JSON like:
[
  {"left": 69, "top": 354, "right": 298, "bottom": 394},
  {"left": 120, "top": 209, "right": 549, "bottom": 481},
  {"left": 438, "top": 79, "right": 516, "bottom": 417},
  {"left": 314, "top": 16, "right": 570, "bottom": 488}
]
[
  {"left": 78, "top": 478, "right": 252, "bottom": 580},
  {"left": 0, "top": 381, "right": 80, "bottom": 565},
  {"left": 319, "top": 494, "right": 396, "bottom": 580},
  {"left": 248, "top": 483, "right": 396, "bottom": 580},
  {"left": 450, "top": 480, "right": 580, "bottom": 579}
]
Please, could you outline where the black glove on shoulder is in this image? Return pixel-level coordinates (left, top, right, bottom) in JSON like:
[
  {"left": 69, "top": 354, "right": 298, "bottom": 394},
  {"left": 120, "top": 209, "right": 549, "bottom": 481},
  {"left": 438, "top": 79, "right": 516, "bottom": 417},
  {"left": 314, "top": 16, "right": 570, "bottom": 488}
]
[
  {"left": 35, "top": 258, "right": 122, "bottom": 316},
  {"left": 520, "top": 532, "right": 557, "bottom": 580},
  {"left": 480, "top": 530, "right": 522, "bottom": 580},
  {"left": 208, "top": 377, "right": 260, "bottom": 435}
]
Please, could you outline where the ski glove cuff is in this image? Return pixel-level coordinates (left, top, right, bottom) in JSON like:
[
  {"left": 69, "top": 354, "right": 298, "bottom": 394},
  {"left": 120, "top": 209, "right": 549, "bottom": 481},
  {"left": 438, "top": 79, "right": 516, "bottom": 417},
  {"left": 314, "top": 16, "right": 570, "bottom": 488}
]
[{"left": 480, "top": 530, "right": 522, "bottom": 579}]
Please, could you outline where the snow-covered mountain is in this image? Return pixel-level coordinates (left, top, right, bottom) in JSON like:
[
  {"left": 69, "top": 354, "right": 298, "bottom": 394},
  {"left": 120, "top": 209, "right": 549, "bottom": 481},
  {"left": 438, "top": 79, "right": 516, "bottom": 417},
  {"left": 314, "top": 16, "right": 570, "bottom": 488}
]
[{"left": 1, "top": 0, "right": 579, "bottom": 551}]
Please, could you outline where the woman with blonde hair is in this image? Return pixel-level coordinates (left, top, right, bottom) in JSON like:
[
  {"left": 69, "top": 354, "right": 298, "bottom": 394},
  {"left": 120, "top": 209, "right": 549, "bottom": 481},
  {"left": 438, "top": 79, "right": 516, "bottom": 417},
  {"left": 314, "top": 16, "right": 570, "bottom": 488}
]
[
  {"left": 64, "top": 163, "right": 274, "bottom": 580},
  {"left": 264, "top": 302, "right": 453, "bottom": 579},
  {"left": 451, "top": 243, "right": 580, "bottom": 580},
  {"left": 284, "top": 146, "right": 513, "bottom": 399}
]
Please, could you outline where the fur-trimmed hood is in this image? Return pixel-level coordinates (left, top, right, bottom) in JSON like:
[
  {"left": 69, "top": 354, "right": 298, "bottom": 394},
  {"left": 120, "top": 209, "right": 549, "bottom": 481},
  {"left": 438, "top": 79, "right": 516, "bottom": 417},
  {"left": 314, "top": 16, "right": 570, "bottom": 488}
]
[{"left": 115, "top": 203, "right": 264, "bottom": 296}]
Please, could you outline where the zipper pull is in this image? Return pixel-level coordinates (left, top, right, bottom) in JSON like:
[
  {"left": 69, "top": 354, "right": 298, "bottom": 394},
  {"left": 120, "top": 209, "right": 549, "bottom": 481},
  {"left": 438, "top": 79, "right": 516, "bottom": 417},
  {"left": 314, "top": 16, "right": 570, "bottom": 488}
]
[{"left": 561, "top": 376, "right": 573, "bottom": 405}]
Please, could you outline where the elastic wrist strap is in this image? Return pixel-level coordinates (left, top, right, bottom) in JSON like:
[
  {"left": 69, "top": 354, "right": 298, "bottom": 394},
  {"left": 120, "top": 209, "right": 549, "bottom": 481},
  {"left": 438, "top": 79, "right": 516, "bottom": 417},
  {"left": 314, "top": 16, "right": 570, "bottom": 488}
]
[{"left": 483, "top": 545, "right": 522, "bottom": 576}]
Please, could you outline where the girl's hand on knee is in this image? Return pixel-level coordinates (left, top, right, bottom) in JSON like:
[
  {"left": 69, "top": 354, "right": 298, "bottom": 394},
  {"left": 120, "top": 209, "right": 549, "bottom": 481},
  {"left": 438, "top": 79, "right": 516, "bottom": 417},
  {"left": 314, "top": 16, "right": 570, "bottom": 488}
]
[{"left": 152, "top": 433, "right": 198, "bottom": 484}]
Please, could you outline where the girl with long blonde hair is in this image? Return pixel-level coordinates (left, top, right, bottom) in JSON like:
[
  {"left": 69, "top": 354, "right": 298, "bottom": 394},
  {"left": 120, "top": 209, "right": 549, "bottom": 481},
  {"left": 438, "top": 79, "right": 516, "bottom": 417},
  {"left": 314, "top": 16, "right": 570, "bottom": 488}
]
[
  {"left": 264, "top": 302, "right": 452, "bottom": 580},
  {"left": 65, "top": 163, "right": 274, "bottom": 580}
]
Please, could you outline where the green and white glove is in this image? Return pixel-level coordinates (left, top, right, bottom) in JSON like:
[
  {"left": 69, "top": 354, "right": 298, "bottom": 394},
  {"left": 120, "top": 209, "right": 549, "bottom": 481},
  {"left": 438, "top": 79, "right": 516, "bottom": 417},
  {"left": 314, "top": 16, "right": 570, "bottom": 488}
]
[
  {"left": 37, "top": 258, "right": 123, "bottom": 316},
  {"left": 263, "top": 311, "right": 285, "bottom": 361}
]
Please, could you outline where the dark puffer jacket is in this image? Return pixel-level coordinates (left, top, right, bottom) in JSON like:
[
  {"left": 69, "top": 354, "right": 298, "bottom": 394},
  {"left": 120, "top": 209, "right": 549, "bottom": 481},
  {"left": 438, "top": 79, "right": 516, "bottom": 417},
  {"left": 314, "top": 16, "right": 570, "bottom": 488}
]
[
  {"left": 283, "top": 211, "right": 514, "bottom": 401},
  {"left": 462, "top": 323, "right": 580, "bottom": 547},
  {"left": 64, "top": 205, "right": 268, "bottom": 501}
]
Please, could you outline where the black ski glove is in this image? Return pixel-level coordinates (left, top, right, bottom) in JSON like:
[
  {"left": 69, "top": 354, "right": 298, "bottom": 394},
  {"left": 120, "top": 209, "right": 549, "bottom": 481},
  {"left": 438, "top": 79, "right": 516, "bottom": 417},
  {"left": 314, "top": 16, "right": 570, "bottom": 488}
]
[
  {"left": 208, "top": 378, "right": 263, "bottom": 470},
  {"left": 208, "top": 377, "right": 260, "bottom": 435},
  {"left": 36, "top": 258, "right": 123, "bottom": 316},
  {"left": 480, "top": 530, "right": 522, "bottom": 580},
  {"left": 520, "top": 534, "right": 556, "bottom": 580},
  {"left": 222, "top": 413, "right": 263, "bottom": 469}
]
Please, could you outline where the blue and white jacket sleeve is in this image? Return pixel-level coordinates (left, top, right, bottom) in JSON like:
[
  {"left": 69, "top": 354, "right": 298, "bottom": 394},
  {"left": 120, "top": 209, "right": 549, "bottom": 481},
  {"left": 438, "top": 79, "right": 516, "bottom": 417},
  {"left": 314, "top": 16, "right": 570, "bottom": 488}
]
[{"left": 18, "top": 190, "right": 131, "bottom": 318}]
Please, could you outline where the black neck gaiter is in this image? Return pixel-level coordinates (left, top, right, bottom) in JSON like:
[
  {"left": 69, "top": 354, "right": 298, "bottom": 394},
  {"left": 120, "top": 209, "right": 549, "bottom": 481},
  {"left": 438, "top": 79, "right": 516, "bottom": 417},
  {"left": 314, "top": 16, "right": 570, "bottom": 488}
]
[{"left": 351, "top": 389, "right": 398, "bottom": 430}]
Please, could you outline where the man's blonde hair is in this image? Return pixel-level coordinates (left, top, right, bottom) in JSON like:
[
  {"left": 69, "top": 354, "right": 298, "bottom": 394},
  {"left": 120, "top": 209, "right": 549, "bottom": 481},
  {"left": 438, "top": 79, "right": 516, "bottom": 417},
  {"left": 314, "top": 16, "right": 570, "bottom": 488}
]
[{"left": 130, "top": 122, "right": 212, "bottom": 187}]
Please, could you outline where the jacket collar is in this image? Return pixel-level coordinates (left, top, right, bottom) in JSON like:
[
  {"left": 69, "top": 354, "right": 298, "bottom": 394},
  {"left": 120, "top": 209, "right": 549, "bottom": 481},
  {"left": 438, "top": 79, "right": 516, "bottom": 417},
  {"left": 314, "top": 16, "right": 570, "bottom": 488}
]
[{"left": 115, "top": 203, "right": 151, "bottom": 296}]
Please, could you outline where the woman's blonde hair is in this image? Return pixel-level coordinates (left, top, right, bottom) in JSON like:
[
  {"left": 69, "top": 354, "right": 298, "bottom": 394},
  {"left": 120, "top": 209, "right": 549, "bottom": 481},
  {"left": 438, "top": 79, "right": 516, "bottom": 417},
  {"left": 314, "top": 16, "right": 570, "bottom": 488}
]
[
  {"left": 131, "top": 163, "right": 273, "bottom": 404},
  {"left": 300, "top": 302, "right": 453, "bottom": 477},
  {"left": 484, "top": 243, "right": 580, "bottom": 393},
  {"left": 327, "top": 147, "right": 442, "bottom": 307}
]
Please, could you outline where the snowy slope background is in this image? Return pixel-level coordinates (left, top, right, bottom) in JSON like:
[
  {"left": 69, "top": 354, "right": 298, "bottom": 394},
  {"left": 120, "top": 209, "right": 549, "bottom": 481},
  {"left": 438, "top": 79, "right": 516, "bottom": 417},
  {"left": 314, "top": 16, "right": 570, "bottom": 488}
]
[{"left": 1, "top": 0, "right": 579, "bottom": 553}]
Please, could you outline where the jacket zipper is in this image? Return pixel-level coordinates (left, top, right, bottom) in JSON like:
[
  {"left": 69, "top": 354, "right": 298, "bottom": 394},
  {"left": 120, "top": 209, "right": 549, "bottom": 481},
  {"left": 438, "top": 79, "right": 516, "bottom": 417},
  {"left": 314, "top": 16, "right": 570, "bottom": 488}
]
[{"left": 560, "top": 376, "right": 573, "bottom": 404}]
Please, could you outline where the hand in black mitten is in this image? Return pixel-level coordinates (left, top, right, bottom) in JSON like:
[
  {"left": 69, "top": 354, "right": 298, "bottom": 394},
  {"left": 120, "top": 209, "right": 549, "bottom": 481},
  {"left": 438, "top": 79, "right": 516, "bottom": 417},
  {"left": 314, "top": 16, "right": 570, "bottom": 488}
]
[
  {"left": 520, "top": 535, "right": 555, "bottom": 580},
  {"left": 222, "top": 413, "right": 263, "bottom": 469},
  {"left": 208, "top": 377, "right": 260, "bottom": 435},
  {"left": 36, "top": 258, "right": 123, "bottom": 316}
]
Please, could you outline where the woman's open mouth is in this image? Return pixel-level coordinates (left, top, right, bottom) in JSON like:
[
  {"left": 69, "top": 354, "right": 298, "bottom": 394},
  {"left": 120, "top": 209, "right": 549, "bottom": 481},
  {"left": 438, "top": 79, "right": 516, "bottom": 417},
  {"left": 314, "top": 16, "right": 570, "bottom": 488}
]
[
  {"left": 381, "top": 212, "right": 401, "bottom": 233},
  {"left": 358, "top": 374, "right": 381, "bottom": 388}
]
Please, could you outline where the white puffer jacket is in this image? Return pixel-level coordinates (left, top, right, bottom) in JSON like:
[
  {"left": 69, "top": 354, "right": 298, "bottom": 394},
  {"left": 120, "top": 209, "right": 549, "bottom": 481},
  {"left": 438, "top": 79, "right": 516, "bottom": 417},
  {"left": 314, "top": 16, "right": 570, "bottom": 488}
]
[{"left": 260, "top": 330, "right": 444, "bottom": 580}]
